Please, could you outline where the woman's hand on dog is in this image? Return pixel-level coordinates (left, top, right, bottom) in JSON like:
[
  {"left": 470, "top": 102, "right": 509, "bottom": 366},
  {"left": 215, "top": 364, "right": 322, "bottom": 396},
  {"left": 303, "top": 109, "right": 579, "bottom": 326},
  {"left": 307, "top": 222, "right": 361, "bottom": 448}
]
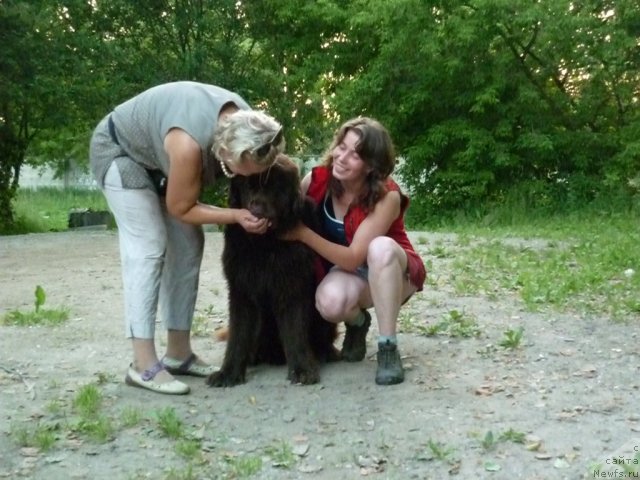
[{"left": 236, "top": 209, "right": 271, "bottom": 234}]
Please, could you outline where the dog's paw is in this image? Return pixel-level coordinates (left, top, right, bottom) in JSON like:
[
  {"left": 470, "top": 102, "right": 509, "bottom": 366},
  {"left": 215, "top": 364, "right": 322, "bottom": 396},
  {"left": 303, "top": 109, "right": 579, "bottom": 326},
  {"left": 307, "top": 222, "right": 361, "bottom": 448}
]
[
  {"left": 205, "top": 370, "right": 245, "bottom": 387},
  {"left": 288, "top": 367, "right": 320, "bottom": 385}
]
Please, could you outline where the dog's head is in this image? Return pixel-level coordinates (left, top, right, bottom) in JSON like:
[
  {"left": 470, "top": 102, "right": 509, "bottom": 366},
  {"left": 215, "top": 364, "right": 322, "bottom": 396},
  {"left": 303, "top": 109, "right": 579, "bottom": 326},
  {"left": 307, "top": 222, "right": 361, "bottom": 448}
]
[{"left": 228, "top": 154, "right": 306, "bottom": 234}]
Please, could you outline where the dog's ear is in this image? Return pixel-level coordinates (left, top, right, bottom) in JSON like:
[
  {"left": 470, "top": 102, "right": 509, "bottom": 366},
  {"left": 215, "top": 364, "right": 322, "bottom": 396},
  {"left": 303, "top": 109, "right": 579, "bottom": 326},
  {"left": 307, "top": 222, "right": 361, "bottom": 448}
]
[
  {"left": 228, "top": 177, "right": 243, "bottom": 208},
  {"left": 274, "top": 154, "right": 301, "bottom": 181}
]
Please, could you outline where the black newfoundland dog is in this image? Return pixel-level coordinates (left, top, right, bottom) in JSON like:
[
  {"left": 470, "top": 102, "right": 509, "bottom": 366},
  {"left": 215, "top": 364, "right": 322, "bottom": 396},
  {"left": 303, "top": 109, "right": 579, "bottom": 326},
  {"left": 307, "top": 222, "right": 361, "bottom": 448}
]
[{"left": 206, "top": 155, "right": 339, "bottom": 387}]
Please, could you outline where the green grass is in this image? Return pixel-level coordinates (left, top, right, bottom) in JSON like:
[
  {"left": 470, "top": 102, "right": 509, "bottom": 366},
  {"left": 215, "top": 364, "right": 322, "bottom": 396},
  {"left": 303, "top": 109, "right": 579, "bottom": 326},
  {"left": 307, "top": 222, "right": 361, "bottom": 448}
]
[
  {"left": 498, "top": 327, "right": 524, "bottom": 349},
  {"left": 223, "top": 454, "right": 263, "bottom": 478},
  {"left": 2, "top": 308, "right": 70, "bottom": 326},
  {"left": 71, "top": 384, "right": 115, "bottom": 443},
  {"left": 10, "top": 422, "right": 58, "bottom": 451},
  {"left": 73, "top": 384, "right": 103, "bottom": 418},
  {"left": 438, "top": 212, "right": 640, "bottom": 321},
  {"left": 155, "top": 407, "right": 184, "bottom": 439},
  {"left": 2, "top": 285, "right": 70, "bottom": 326},
  {"left": 5, "top": 188, "right": 640, "bottom": 322},
  {"left": 6, "top": 187, "right": 108, "bottom": 234},
  {"left": 417, "top": 309, "right": 482, "bottom": 338}
]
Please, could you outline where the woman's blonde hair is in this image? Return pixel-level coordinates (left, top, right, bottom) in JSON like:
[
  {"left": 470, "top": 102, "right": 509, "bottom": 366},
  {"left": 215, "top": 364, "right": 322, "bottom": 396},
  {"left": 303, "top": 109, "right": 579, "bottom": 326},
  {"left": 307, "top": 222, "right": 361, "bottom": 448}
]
[{"left": 212, "top": 110, "right": 284, "bottom": 167}]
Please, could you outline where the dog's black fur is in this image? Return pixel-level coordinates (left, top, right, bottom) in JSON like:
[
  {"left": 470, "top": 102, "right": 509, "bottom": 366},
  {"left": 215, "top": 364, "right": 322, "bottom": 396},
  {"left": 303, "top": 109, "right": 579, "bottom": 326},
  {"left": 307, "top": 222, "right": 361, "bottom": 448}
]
[{"left": 206, "top": 156, "right": 339, "bottom": 387}]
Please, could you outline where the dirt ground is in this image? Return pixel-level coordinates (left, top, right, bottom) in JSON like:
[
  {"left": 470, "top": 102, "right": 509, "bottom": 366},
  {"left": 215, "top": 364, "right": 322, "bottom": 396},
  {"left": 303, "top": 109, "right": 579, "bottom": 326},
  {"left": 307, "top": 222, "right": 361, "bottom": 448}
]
[{"left": 1, "top": 230, "right": 639, "bottom": 480}]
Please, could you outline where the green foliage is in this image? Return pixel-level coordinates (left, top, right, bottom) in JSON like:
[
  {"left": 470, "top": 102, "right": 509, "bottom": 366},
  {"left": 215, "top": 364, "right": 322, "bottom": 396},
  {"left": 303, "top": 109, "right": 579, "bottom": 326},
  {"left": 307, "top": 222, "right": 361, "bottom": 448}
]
[
  {"left": 447, "top": 211, "right": 640, "bottom": 320},
  {"left": 10, "top": 422, "right": 58, "bottom": 451},
  {"left": 223, "top": 454, "right": 263, "bottom": 478},
  {"left": 323, "top": 0, "right": 640, "bottom": 223},
  {"left": 69, "top": 383, "right": 115, "bottom": 443},
  {"left": 34, "top": 285, "right": 45, "bottom": 313},
  {"left": 264, "top": 441, "right": 296, "bottom": 469},
  {"left": 73, "top": 384, "right": 103, "bottom": 418},
  {"left": 155, "top": 407, "right": 184, "bottom": 439},
  {"left": 419, "top": 309, "right": 482, "bottom": 338},
  {"left": 0, "top": 0, "right": 109, "bottom": 230},
  {"left": 425, "top": 439, "right": 457, "bottom": 463},
  {"left": 498, "top": 327, "right": 524, "bottom": 350},
  {"left": 1, "top": 0, "right": 638, "bottom": 231},
  {"left": 2, "top": 285, "right": 69, "bottom": 326},
  {"left": 3, "top": 187, "right": 108, "bottom": 235},
  {"left": 175, "top": 439, "right": 203, "bottom": 460}
]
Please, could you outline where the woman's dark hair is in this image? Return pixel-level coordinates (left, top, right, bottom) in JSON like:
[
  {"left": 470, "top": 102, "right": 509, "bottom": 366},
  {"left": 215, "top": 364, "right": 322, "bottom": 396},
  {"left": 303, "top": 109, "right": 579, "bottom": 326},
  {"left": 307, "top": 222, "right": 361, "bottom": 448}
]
[{"left": 321, "top": 117, "right": 396, "bottom": 211}]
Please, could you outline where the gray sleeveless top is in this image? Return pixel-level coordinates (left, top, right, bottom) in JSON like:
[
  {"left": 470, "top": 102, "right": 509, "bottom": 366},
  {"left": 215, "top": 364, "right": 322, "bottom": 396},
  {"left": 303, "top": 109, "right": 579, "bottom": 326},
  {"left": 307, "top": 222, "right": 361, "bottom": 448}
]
[{"left": 91, "top": 81, "right": 250, "bottom": 188}]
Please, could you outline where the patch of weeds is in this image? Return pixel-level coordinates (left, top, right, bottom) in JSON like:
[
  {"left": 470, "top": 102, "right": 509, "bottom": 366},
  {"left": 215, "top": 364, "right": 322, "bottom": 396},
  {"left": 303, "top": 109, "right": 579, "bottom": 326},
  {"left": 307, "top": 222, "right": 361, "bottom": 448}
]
[
  {"left": 10, "top": 422, "right": 58, "bottom": 451},
  {"left": 480, "top": 430, "right": 497, "bottom": 451},
  {"left": 2, "top": 286, "right": 69, "bottom": 326},
  {"left": 155, "top": 407, "right": 184, "bottom": 439},
  {"left": 430, "top": 244, "right": 450, "bottom": 258},
  {"left": 499, "top": 327, "right": 524, "bottom": 349},
  {"left": 3, "top": 308, "right": 69, "bottom": 326},
  {"left": 223, "top": 454, "right": 263, "bottom": 478},
  {"left": 10, "top": 424, "right": 31, "bottom": 447},
  {"left": 471, "top": 428, "right": 527, "bottom": 451},
  {"left": 75, "top": 415, "right": 114, "bottom": 443},
  {"left": 175, "top": 438, "right": 203, "bottom": 460},
  {"left": 418, "top": 309, "right": 481, "bottom": 338},
  {"left": 165, "top": 464, "right": 198, "bottom": 480},
  {"left": 120, "top": 406, "right": 144, "bottom": 428},
  {"left": 72, "top": 383, "right": 114, "bottom": 443},
  {"left": 264, "top": 440, "right": 296, "bottom": 468},
  {"left": 46, "top": 398, "right": 65, "bottom": 415},
  {"left": 397, "top": 309, "right": 418, "bottom": 333},
  {"left": 455, "top": 234, "right": 472, "bottom": 247},
  {"left": 621, "top": 454, "right": 640, "bottom": 475},
  {"left": 424, "top": 439, "right": 457, "bottom": 464},
  {"left": 449, "top": 222, "right": 640, "bottom": 320},
  {"left": 499, "top": 428, "right": 526, "bottom": 444},
  {"left": 73, "top": 384, "right": 102, "bottom": 418}
]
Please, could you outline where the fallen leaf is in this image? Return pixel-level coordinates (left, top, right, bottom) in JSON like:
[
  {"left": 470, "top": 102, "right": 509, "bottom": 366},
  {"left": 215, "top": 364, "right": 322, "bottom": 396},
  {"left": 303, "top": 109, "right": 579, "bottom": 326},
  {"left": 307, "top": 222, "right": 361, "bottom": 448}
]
[
  {"left": 526, "top": 441, "right": 542, "bottom": 451},
  {"left": 484, "top": 460, "right": 501, "bottom": 471}
]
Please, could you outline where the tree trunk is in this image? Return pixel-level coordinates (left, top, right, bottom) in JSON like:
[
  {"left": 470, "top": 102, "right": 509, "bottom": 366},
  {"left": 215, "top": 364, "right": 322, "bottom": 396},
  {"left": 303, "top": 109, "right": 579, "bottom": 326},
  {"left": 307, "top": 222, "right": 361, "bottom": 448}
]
[{"left": 0, "top": 138, "right": 26, "bottom": 233}]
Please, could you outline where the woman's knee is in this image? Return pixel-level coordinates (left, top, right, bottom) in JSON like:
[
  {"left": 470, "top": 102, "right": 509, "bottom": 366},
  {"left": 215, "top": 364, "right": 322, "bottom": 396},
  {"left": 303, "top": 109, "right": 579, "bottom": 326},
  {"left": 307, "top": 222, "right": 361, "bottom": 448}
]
[
  {"left": 367, "top": 236, "right": 405, "bottom": 272},
  {"left": 315, "top": 285, "right": 349, "bottom": 321}
]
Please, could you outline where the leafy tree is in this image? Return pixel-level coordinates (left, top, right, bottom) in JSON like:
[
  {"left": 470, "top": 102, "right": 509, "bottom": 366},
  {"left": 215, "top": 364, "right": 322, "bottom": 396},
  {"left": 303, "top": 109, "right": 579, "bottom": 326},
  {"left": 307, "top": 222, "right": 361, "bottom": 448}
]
[
  {"left": 1, "top": 0, "right": 109, "bottom": 230},
  {"left": 3, "top": 0, "right": 638, "bottom": 231},
  {"left": 323, "top": 0, "right": 640, "bottom": 220}
]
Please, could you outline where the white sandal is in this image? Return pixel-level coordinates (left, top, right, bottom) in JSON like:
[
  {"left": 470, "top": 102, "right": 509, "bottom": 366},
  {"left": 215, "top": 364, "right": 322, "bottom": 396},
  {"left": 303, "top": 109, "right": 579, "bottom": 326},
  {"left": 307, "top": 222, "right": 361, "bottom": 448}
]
[
  {"left": 162, "top": 353, "right": 218, "bottom": 377},
  {"left": 125, "top": 362, "right": 190, "bottom": 395}
]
